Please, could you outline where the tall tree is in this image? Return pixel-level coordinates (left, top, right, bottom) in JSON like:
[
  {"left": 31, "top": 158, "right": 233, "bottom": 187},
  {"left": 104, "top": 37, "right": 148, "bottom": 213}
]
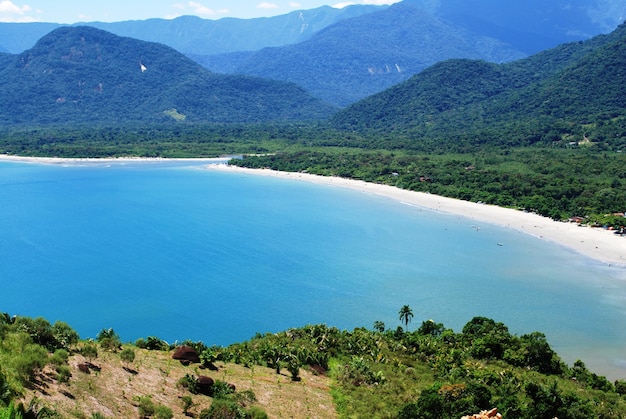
[{"left": 398, "top": 305, "right": 414, "bottom": 331}]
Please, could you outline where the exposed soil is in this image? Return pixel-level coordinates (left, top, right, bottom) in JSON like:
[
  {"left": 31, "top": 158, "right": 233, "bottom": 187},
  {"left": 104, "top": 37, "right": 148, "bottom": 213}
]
[{"left": 21, "top": 347, "right": 337, "bottom": 418}]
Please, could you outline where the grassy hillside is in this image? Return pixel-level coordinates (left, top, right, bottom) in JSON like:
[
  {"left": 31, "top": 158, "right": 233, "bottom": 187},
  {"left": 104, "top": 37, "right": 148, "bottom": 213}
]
[{"left": 2, "top": 313, "right": 626, "bottom": 418}]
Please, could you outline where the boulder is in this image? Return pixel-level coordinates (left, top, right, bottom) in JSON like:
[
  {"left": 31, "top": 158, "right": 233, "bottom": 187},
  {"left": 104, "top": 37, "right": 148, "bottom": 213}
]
[
  {"left": 172, "top": 345, "right": 200, "bottom": 364},
  {"left": 196, "top": 375, "right": 214, "bottom": 395}
]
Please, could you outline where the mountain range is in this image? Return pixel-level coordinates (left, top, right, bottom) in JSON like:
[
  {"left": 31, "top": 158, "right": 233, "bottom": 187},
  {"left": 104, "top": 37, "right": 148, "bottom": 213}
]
[
  {"left": 0, "top": 1, "right": 625, "bottom": 128},
  {"left": 0, "top": 26, "right": 336, "bottom": 125},
  {"left": 0, "top": 0, "right": 624, "bottom": 107},
  {"left": 330, "top": 20, "right": 626, "bottom": 150}
]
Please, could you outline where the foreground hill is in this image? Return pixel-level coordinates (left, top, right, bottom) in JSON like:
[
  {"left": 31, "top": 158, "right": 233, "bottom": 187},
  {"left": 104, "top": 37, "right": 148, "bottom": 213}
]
[
  {"left": 330, "top": 21, "right": 626, "bottom": 150},
  {"left": 2, "top": 313, "right": 626, "bottom": 418},
  {"left": 0, "top": 26, "right": 336, "bottom": 125}
]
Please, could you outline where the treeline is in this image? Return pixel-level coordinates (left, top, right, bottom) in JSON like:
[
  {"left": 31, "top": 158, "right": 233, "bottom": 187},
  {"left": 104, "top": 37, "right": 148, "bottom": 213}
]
[
  {"left": 215, "top": 316, "right": 626, "bottom": 418},
  {"left": 230, "top": 147, "right": 626, "bottom": 222}
]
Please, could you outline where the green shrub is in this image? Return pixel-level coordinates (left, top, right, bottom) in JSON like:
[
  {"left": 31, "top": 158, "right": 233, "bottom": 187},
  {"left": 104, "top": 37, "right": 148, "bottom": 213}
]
[
  {"left": 136, "top": 396, "right": 155, "bottom": 417},
  {"left": 154, "top": 405, "right": 173, "bottom": 419},
  {"left": 55, "top": 365, "right": 71, "bottom": 383},
  {"left": 49, "top": 349, "right": 69, "bottom": 366}
]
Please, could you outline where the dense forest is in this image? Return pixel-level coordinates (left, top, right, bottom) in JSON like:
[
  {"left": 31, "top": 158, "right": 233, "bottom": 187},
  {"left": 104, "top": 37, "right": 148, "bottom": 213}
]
[{"left": 1, "top": 310, "right": 626, "bottom": 418}]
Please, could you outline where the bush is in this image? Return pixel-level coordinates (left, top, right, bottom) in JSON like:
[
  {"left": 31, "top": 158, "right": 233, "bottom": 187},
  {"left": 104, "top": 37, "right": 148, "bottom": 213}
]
[
  {"left": 135, "top": 336, "right": 168, "bottom": 351},
  {"left": 50, "top": 349, "right": 69, "bottom": 366},
  {"left": 154, "top": 405, "right": 173, "bottom": 419},
  {"left": 120, "top": 347, "right": 135, "bottom": 365},
  {"left": 96, "top": 328, "right": 121, "bottom": 352},
  {"left": 55, "top": 365, "right": 71, "bottom": 383},
  {"left": 136, "top": 396, "right": 155, "bottom": 417},
  {"left": 198, "top": 399, "right": 243, "bottom": 419}
]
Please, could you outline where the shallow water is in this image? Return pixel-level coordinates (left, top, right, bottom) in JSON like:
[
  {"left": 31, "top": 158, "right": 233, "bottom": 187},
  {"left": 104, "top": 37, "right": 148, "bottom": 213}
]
[{"left": 1, "top": 160, "right": 625, "bottom": 379}]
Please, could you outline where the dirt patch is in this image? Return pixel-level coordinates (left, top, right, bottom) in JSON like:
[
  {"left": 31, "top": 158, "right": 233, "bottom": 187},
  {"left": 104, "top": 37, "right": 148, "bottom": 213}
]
[{"left": 21, "top": 347, "right": 337, "bottom": 418}]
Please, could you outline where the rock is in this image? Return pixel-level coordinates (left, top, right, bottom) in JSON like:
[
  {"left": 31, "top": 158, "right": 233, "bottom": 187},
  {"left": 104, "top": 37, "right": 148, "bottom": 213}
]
[
  {"left": 77, "top": 363, "right": 90, "bottom": 374},
  {"left": 172, "top": 345, "right": 200, "bottom": 363},
  {"left": 461, "top": 407, "right": 502, "bottom": 419},
  {"left": 196, "top": 375, "right": 214, "bottom": 395}
]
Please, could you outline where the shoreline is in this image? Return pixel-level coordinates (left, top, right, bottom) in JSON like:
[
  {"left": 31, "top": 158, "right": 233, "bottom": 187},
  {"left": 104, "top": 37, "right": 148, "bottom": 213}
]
[
  {"left": 0, "top": 154, "right": 230, "bottom": 164},
  {"left": 206, "top": 164, "right": 626, "bottom": 267},
  {"left": 2, "top": 154, "right": 624, "bottom": 266}
]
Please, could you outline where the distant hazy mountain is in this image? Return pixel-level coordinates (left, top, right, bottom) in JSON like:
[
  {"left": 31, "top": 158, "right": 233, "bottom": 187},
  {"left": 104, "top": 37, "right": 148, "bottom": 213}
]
[
  {"left": 330, "top": 22, "right": 626, "bottom": 146},
  {"left": 0, "top": 26, "right": 336, "bottom": 125},
  {"left": 0, "top": 4, "right": 383, "bottom": 55},
  {"left": 412, "top": 0, "right": 626, "bottom": 54},
  {"left": 197, "top": 2, "right": 527, "bottom": 107}
]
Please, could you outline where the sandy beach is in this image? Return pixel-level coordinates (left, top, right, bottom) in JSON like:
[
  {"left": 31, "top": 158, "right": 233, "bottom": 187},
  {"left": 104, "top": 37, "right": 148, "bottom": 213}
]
[
  {"left": 2, "top": 154, "right": 624, "bottom": 266},
  {"left": 0, "top": 155, "right": 230, "bottom": 164},
  {"left": 206, "top": 163, "right": 626, "bottom": 267}
]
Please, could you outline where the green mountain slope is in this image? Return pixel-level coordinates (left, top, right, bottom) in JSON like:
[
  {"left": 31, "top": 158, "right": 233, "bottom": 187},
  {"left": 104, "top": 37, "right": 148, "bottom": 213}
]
[
  {"left": 0, "top": 26, "right": 336, "bottom": 125},
  {"left": 329, "top": 22, "right": 626, "bottom": 149},
  {"left": 200, "top": 2, "right": 526, "bottom": 107}
]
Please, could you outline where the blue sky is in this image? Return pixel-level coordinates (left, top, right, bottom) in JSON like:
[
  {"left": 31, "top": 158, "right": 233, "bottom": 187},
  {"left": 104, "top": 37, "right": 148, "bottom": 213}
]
[{"left": 0, "top": 0, "right": 400, "bottom": 23}]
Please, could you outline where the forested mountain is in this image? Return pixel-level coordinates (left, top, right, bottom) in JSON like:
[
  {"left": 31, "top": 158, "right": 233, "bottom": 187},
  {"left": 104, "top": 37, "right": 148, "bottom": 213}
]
[
  {"left": 0, "top": 26, "right": 336, "bottom": 125},
  {"left": 330, "top": 21, "right": 626, "bottom": 150},
  {"left": 197, "top": 2, "right": 526, "bottom": 107},
  {"left": 0, "top": 5, "right": 383, "bottom": 55},
  {"left": 0, "top": 1, "right": 623, "bottom": 109}
]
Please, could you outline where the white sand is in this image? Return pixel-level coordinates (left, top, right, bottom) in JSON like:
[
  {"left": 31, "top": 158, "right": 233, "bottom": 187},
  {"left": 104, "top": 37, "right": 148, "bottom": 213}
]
[
  {"left": 206, "top": 164, "right": 626, "bottom": 267},
  {"left": 0, "top": 155, "right": 229, "bottom": 164},
  {"left": 2, "top": 154, "right": 624, "bottom": 266}
]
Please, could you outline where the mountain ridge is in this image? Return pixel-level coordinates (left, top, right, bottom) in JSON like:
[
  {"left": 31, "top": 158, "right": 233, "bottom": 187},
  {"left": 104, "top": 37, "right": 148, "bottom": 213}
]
[
  {"left": 0, "top": 26, "right": 336, "bottom": 125},
  {"left": 329, "top": 20, "right": 626, "bottom": 148}
]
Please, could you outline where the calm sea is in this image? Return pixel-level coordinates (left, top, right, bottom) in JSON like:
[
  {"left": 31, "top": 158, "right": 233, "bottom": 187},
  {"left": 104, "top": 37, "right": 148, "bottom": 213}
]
[{"left": 1, "top": 160, "right": 625, "bottom": 379}]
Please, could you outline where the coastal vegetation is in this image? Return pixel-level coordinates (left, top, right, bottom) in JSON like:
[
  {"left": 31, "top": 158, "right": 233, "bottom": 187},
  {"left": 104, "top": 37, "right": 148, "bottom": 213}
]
[{"left": 1, "top": 310, "right": 626, "bottom": 418}]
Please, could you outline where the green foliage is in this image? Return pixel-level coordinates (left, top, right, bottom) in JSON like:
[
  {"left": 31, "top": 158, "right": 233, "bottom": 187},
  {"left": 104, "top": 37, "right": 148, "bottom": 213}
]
[
  {"left": 231, "top": 147, "right": 626, "bottom": 221},
  {"left": 55, "top": 365, "right": 71, "bottom": 384},
  {"left": 211, "top": 380, "right": 235, "bottom": 399},
  {"left": 0, "top": 27, "right": 336, "bottom": 126},
  {"left": 177, "top": 374, "right": 199, "bottom": 395},
  {"left": 81, "top": 342, "right": 98, "bottom": 362},
  {"left": 135, "top": 395, "right": 156, "bottom": 418},
  {"left": 96, "top": 328, "right": 121, "bottom": 352},
  {"left": 398, "top": 305, "right": 414, "bottom": 331},
  {"left": 0, "top": 402, "right": 23, "bottom": 419},
  {"left": 135, "top": 336, "right": 169, "bottom": 351},
  {"left": 153, "top": 405, "right": 173, "bottom": 419},
  {"left": 119, "top": 347, "right": 136, "bottom": 365},
  {"left": 180, "top": 395, "right": 193, "bottom": 415}
]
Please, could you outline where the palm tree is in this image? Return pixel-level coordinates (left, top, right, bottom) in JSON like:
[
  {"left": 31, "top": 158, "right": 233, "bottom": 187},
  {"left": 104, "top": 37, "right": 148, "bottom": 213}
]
[{"left": 398, "top": 305, "right": 414, "bottom": 331}]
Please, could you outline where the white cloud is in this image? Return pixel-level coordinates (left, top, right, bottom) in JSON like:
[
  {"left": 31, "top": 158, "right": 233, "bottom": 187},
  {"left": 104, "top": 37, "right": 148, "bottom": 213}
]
[
  {"left": 362, "top": 0, "right": 401, "bottom": 5},
  {"left": 170, "top": 1, "right": 228, "bottom": 18},
  {"left": 289, "top": 2, "right": 301, "bottom": 8},
  {"left": 0, "top": 1, "right": 36, "bottom": 22},
  {"left": 332, "top": 2, "right": 355, "bottom": 8},
  {"left": 257, "top": 2, "right": 279, "bottom": 10},
  {"left": 332, "top": 0, "right": 400, "bottom": 8}
]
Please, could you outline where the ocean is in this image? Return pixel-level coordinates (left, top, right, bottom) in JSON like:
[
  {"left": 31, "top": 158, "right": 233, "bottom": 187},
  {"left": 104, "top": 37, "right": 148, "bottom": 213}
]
[{"left": 1, "top": 159, "right": 625, "bottom": 379}]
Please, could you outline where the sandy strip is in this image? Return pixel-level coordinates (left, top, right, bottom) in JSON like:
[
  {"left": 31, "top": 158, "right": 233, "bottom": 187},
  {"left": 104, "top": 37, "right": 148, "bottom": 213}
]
[
  {"left": 207, "top": 164, "right": 626, "bottom": 267},
  {"left": 0, "top": 155, "right": 230, "bottom": 164}
]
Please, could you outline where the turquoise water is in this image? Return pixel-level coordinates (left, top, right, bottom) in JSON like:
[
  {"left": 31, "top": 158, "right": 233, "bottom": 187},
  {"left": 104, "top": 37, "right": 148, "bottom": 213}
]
[{"left": 1, "top": 160, "right": 625, "bottom": 379}]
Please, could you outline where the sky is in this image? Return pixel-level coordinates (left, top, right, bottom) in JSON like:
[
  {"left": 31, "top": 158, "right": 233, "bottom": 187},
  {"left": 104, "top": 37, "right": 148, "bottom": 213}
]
[{"left": 0, "top": 0, "right": 401, "bottom": 23}]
